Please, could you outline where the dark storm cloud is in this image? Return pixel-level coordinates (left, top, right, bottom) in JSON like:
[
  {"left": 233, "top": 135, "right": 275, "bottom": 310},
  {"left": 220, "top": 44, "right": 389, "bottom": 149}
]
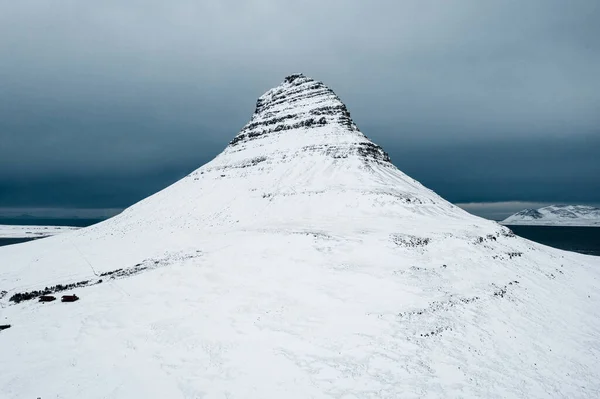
[
  {"left": 1, "top": 0, "right": 599, "bottom": 214},
  {"left": 380, "top": 132, "right": 600, "bottom": 202}
]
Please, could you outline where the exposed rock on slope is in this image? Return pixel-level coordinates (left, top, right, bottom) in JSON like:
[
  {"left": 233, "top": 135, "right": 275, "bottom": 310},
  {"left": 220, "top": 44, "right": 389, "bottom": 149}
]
[{"left": 1, "top": 75, "right": 599, "bottom": 399}]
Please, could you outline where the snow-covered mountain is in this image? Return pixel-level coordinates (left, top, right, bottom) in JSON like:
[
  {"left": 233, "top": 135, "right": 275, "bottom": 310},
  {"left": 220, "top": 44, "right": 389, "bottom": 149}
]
[
  {"left": 502, "top": 205, "right": 600, "bottom": 226},
  {"left": 1, "top": 74, "right": 599, "bottom": 399},
  {"left": 0, "top": 224, "right": 79, "bottom": 238}
]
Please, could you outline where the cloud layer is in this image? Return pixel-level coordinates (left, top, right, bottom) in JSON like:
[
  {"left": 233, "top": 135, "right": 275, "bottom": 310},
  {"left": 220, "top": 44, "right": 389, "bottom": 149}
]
[{"left": 1, "top": 0, "right": 599, "bottom": 213}]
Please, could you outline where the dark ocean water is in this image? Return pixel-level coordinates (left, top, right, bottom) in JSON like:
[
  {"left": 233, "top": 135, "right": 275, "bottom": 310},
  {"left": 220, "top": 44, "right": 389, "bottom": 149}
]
[
  {"left": 506, "top": 225, "right": 600, "bottom": 256},
  {"left": 0, "top": 218, "right": 104, "bottom": 227}
]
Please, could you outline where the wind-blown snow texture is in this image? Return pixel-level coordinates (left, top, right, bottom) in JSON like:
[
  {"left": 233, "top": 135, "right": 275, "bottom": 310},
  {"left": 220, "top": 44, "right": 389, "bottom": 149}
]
[
  {"left": 502, "top": 205, "right": 600, "bottom": 227},
  {"left": 1, "top": 74, "right": 599, "bottom": 398}
]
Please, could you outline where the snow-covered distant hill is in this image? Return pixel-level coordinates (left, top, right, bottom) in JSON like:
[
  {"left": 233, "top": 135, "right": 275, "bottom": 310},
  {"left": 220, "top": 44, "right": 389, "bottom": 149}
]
[
  {"left": 0, "top": 224, "right": 79, "bottom": 238},
  {"left": 1, "top": 74, "right": 599, "bottom": 398},
  {"left": 502, "top": 205, "right": 600, "bottom": 226}
]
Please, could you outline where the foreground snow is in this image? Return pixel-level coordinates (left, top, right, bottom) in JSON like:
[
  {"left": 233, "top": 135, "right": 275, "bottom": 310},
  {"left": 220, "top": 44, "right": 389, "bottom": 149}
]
[
  {"left": 502, "top": 205, "right": 600, "bottom": 227},
  {"left": 2, "top": 228, "right": 599, "bottom": 398},
  {"left": 0, "top": 224, "right": 80, "bottom": 238},
  {"left": 1, "top": 75, "right": 599, "bottom": 398}
]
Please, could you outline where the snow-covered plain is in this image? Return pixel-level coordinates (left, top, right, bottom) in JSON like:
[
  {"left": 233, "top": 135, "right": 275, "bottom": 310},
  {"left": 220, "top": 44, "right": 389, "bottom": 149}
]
[
  {"left": 502, "top": 205, "right": 600, "bottom": 226},
  {"left": 1, "top": 74, "right": 599, "bottom": 398},
  {"left": 0, "top": 224, "right": 79, "bottom": 238}
]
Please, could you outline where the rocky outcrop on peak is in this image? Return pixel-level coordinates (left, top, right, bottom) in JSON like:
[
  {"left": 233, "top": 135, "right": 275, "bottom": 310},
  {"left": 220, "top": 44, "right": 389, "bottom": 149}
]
[{"left": 226, "top": 74, "right": 391, "bottom": 165}]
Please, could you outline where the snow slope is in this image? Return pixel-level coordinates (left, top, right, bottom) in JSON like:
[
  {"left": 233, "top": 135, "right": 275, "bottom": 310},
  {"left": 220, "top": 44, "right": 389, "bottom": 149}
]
[
  {"left": 1, "top": 74, "right": 599, "bottom": 399},
  {"left": 0, "top": 224, "right": 79, "bottom": 238},
  {"left": 502, "top": 205, "right": 600, "bottom": 226}
]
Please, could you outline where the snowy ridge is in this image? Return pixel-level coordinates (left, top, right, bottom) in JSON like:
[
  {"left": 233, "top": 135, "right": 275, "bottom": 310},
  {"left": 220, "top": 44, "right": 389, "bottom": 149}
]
[
  {"left": 1, "top": 75, "right": 599, "bottom": 398},
  {"left": 502, "top": 205, "right": 600, "bottom": 226}
]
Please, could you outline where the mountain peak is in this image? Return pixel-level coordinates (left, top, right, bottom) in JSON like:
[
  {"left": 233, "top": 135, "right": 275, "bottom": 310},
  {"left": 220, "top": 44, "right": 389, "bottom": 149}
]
[
  {"left": 231, "top": 75, "right": 357, "bottom": 142},
  {"left": 283, "top": 73, "right": 308, "bottom": 83},
  {"left": 2, "top": 76, "right": 600, "bottom": 398}
]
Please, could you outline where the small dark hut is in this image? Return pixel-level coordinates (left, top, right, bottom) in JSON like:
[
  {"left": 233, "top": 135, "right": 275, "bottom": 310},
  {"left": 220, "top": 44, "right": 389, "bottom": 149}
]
[
  {"left": 39, "top": 295, "right": 56, "bottom": 302},
  {"left": 61, "top": 294, "right": 79, "bottom": 303}
]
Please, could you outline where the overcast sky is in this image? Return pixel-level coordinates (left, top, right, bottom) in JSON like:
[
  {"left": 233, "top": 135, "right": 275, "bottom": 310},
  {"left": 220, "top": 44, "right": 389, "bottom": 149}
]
[{"left": 1, "top": 0, "right": 599, "bottom": 219}]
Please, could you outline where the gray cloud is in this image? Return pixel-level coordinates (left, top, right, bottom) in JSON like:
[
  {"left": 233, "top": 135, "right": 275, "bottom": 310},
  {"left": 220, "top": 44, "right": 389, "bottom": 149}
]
[{"left": 1, "top": 0, "right": 599, "bottom": 214}]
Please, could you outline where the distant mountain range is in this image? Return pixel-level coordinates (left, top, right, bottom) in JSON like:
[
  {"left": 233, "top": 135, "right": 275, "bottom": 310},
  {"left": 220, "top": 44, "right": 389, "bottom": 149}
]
[{"left": 502, "top": 205, "right": 600, "bottom": 226}]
